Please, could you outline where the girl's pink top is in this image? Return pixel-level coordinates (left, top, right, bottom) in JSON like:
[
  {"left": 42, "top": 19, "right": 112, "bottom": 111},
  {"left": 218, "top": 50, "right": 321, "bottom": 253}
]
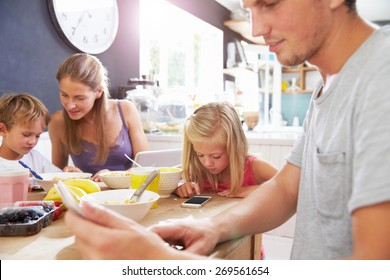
[{"left": 203, "top": 155, "right": 257, "bottom": 192}]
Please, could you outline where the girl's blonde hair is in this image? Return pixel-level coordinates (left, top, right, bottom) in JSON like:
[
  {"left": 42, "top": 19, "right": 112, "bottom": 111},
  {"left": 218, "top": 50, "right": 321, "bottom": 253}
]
[
  {"left": 56, "top": 53, "right": 110, "bottom": 164},
  {"left": 182, "top": 101, "right": 248, "bottom": 193},
  {"left": 0, "top": 93, "right": 50, "bottom": 129}
]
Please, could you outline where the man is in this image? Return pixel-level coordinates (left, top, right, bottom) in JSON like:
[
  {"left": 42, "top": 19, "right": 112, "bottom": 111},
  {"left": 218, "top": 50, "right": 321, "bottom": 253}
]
[{"left": 65, "top": 0, "right": 390, "bottom": 259}]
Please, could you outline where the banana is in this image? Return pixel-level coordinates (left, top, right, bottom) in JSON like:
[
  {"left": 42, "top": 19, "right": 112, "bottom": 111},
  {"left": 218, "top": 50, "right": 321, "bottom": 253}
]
[
  {"left": 64, "top": 178, "right": 101, "bottom": 194},
  {"left": 43, "top": 186, "right": 62, "bottom": 202},
  {"left": 67, "top": 185, "right": 87, "bottom": 201},
  {"left": 43, "top": 185, "right": 87, "bottom": 202}
]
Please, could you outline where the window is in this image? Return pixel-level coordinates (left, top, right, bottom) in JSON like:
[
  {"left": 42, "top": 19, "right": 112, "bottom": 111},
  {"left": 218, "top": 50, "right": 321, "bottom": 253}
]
[{"left": 140, "top": 0, "right": 223, "bottom": 104}]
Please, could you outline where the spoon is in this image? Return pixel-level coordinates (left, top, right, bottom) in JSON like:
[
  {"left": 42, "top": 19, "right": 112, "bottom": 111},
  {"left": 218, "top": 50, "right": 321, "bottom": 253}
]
[
  {"left": 124, "top": 153, "right": 143, "bottom": 168},
  {"left": 128, "top": 169, "right": 160, "bottom": 202},
  {"left": 18, "top": 160, "right": 43, "bottom": 180}
]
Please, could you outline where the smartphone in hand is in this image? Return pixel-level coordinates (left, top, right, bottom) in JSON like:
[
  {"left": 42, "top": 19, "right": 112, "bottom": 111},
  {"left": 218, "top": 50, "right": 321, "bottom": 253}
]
[{"left": 181, "top": 196, "right": 211, "bottom": 208}]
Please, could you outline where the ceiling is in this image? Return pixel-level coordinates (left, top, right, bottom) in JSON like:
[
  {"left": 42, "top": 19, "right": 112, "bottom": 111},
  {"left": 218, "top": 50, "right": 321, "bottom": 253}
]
[{"left": 214, "top": 0, "right": 390, "bottom": 23}]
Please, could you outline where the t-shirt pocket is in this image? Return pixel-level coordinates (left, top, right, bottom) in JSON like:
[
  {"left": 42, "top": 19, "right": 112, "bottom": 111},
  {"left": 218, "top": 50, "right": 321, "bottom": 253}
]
[{"left": 313, "top": 148, "right": 346, "bottom": 219}]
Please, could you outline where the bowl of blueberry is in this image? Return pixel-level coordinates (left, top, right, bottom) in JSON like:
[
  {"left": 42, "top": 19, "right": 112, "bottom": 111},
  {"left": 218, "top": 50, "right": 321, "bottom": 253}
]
[{"left": 0, "top": 201, "right": 61, "bottom": 236}]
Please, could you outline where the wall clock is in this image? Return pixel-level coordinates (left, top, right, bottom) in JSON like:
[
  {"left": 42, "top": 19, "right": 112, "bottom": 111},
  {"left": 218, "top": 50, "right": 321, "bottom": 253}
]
[{"left": 47, "top": 0, "right": 119, "bottom": 54}]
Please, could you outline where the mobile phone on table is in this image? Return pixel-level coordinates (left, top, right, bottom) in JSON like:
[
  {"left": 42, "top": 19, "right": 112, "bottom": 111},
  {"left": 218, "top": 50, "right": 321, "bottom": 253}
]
[{"left": 181, "top": 196, "right": 211, "bottom": 208}]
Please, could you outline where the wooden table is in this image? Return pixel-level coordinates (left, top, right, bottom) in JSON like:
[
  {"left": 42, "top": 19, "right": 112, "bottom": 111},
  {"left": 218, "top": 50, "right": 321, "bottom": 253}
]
[{"left": 0, "top": 190, "right": 261, "bottom": 260}]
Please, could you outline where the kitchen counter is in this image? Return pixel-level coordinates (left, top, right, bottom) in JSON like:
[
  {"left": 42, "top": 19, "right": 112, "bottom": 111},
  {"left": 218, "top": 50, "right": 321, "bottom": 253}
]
[
  {"left": 146, "top": 126, "right": 301, "bottom": 169},
  {"left": 146, "top": 126, "right": 302, "bottom": 147}
]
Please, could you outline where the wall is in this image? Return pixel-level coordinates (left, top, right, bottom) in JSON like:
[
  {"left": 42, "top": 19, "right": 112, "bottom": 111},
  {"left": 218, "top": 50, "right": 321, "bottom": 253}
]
[{"left": 0, "top": 0, "right": 234, "bottom": 113}]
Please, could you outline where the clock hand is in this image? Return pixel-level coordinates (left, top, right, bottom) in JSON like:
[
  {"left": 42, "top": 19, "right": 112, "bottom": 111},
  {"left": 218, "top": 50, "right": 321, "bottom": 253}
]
[{"left": 72, "top": 10, "right": 88, "bottom": 37}]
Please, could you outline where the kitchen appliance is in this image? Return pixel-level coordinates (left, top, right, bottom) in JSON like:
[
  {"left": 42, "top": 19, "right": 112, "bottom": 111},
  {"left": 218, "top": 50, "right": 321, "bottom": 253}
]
[{"left": 126, "top": 76, "right": 159, "bottom": 132}]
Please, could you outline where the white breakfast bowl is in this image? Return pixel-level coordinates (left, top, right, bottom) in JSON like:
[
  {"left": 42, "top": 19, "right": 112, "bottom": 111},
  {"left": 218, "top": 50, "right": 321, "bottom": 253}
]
[
  {"left": 82, "top": 189, "right": 159, "bottom": 221},
  {"left": 35, "top": 172, "right": 92, "bottom": 192},
  {"left": 158, "top": 167, "right": 182, "bottom": 198},
  {"left": 99, "top": 171, "right": 132, "bottom": 189}
]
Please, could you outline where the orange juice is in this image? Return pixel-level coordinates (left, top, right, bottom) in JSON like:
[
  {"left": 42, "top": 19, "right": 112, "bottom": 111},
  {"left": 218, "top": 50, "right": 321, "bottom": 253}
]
[{"left": 130, "top": 167, "right": 160, "bottom": 208}]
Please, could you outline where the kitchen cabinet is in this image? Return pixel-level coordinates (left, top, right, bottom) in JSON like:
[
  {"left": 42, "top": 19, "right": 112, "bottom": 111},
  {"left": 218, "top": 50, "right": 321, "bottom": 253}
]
[
  {"left": 223, "top": 20, "right": 284, "bottom": 126},
  {"left": 224, "top": 19, "right": 319, "bottom": 95},
  {"left": 223, "top": 43, "right": 282, "bottom": 126},
  {"left": 282, "top": 64, "right": 318, "bottom": 94},
  {"left": 224, "top": 19, "right": 322, "bottom": 129},
  {"left": 224, "top": 19, "right": 265, "bottom": 45}
]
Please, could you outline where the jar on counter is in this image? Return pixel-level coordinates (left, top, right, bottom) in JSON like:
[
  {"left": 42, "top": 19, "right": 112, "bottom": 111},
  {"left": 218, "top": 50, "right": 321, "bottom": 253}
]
[
  {"left": 155, "top": 90, "right": 193, "bottom": 133},
  {"left": 126, "top": 88, "right": 158, "bottom": 132}
]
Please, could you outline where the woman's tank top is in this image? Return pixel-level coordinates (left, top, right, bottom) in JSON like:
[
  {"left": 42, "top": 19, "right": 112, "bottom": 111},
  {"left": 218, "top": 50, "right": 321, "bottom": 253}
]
[{"left": 70, "top": 101, "right": 133, "bottom": 174}]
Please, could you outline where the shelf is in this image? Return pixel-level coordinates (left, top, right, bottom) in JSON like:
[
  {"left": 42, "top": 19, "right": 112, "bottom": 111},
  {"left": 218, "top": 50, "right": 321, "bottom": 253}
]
[
  {"left": 282, "top": 64, "right": 318, "bottom": 93},
  {"left": 282, "top": 90, "right": 313, "bottom": 94},
  {"left": 224, "top": 19, "right": 265, "bottom": 45},
  {"left": 259, "top": 88, "right": 274, "bottom": 93},
  {"left": 282, "top": 66, "right": 317, "bottom": 73},
  {"left": 223, "top": 67, "right": 256, "bottom": 77}
]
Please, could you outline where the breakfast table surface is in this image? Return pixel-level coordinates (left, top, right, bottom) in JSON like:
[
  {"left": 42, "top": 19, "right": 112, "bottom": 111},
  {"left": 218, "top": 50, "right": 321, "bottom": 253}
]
[{"left": 0, "top": 188, "right": 262, "bottom": 260}]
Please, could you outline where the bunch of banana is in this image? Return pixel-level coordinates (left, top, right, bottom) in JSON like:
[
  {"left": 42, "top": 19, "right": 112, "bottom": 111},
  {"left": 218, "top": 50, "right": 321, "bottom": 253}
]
[
  {"left": 43, "top": 179, "right": 101, "bottom": 202},
  {"left": 64, "top": 178, "right": 101, "bottom": 194}
]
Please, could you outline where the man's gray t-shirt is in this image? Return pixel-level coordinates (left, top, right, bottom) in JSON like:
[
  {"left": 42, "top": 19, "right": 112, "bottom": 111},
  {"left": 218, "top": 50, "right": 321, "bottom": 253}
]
[{"left": 286, "top": 26, "right": 390, "bottom": 259}]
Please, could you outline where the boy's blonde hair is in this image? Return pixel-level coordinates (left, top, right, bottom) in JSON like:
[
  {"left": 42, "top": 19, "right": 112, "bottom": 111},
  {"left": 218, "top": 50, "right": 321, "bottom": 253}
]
[
  {"left": 0, "top": 93, "right": 50, "bottom": 129},
  {"left": 182, "top": 101, "right": 248, "bottom": 193},
  {"left": 56, "top": 53, "right": 110, "bottom": 164}
]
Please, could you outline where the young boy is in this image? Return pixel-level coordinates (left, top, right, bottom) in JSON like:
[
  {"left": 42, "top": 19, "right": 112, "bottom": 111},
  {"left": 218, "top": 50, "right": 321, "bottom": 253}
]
[{"left": 0, "top": 93, "right": 61, "bottom": 176}]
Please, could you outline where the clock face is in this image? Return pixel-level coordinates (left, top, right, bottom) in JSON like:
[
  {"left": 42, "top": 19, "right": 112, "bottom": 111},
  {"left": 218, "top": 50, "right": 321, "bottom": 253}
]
[{"left": 48, "top": 0, "right": 119, "bottom": 54}]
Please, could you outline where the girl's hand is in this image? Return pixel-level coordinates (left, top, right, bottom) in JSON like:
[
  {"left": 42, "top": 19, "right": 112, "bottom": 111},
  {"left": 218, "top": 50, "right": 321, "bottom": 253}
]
[
  {"left": 63, "top": 166, "right": 83, "bottom": 172},
  {"left": 91, "top": 169, "right": 110, "bottom": 182},
  {"left": 174, "top": 182, "right": 200, "bottom": 197}
]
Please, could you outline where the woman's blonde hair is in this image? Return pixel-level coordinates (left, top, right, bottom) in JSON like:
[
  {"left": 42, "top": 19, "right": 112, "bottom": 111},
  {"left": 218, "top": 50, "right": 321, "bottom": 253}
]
[
  {"left": 56, "top": 53, "right": 110, "bottom": 164},
  {"left": 182, "top": 101, "right": 248, "bottom": 193},
  {"left": 0, "top": 93, "right": 50, "bottom": 129}
]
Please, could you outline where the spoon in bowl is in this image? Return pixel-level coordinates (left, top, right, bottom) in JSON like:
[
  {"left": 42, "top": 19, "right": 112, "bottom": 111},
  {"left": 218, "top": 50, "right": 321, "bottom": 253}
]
[
  {"left": 18, "top": 160, "right": 43, "bottom": 180},
  {"left": 124, "top": 153, "right": 143, "bottom": 168},
  {"left": 128, "top": 169, "right": 160, "bottom": 202}
]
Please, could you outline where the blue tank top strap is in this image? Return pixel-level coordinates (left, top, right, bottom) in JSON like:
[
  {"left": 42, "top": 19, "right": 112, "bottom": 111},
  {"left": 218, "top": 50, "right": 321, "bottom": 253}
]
[{"left": 116, "top": 100, "right": 129, "bottom": 133}]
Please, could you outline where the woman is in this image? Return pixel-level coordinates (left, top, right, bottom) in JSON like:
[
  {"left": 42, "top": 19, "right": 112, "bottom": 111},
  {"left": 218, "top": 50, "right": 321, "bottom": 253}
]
[{"left": 49, "top": 53, "right": 149, "bottom": 181}]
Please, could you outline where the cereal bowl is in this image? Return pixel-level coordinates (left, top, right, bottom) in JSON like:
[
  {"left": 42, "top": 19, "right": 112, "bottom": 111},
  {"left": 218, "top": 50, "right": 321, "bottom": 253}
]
[
  {"left": 35, "top": 172, "right": 92, "bottom": 192},
  {"left": 99, "top": 171, "right": 131, "bottom": 189},
  {"left": 158, "top": 167, "right": 182, "bottom": 198},
  {"left": 82, "top": 189, "right": 159, "bottom": 221}
]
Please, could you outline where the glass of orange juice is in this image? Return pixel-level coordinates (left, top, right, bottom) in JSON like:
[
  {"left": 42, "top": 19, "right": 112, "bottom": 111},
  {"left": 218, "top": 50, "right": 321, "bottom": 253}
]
[{"left": 130, "top": 167, "right": 160, "bottom": 208}]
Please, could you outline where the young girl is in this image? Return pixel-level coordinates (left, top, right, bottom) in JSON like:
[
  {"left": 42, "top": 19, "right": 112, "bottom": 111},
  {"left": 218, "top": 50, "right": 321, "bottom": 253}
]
[
  {"left": 49, "top": 53, "right": 149, "bottom": 181},
  {"left": 0, "top": 93, "right": 61, "bottom": 175},
  {"left": 175, "top": 101, "right": 278, "bottom": 198}
]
